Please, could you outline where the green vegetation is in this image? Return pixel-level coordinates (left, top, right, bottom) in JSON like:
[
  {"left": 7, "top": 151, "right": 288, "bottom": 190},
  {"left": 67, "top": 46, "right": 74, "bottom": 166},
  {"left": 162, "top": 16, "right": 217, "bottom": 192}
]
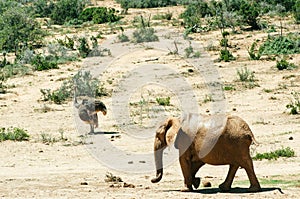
[
  {"left": 276, "top": 59, "right": 297, "bottom": 70},
  {"left": 252, "top": 147, "right": 295, "bottom": 160},
  {"left": 286, "top": 92, "right": 300, "bottom": 115},
  {"left": 237, "top": 67, "right": 255, "bottom": 82},
  {"left": 0, "top": 6, "right": 43, "bottom": 55},
  {"left": 152, "top": 13, "right": 173, "bottom": 20},
  {"left": 31, "top": 54, "right": 59, "bottom": 71},
  {"left": 234, "top": 175, "right": 300, "bottom": 188},
  {"left": 156, "top": 97, "right": 171, "bottom": 106},
  {"left": 50, "top": 0, "right": 87, "bottom": 25},
  {"left": 0, "top": 127, "right": 29, "bottom": 142},
  {"left": 248, "top": 41, "right": 262, "bottom": 60},
  {"left": 79, "top": 7, "right": 121, "bottom": 24},
  {"left": 116, "top": 0, "right": 177, "bottom": 9},
  {"left": 260, "top": 34, "right": 300, "bottom": 55},
  {"left": 295, "top": 0, "right": 300, "bottom": 23},
  {"left": 133, "top": 28, "right": 159, "bottom": 43},
  {"left": 183, "top": 44, "right": 201, "bottom": 58},
  {"left": 41, "top": 70, "right": 108, "bottom": 104},
  {"left": 117, "top": 33, "right": 130, "bottom": 42},
  {"left": 219, "top": 31, "right": 235, "bottom": 62}
]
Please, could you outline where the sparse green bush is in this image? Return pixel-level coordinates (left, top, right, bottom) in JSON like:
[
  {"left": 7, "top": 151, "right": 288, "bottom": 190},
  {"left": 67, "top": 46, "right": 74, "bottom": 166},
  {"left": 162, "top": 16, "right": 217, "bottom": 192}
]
[
  {"left": 132, "top": 28, "right": 159, "bottom": 43},
  {"left": 253, "top": 147, "right": 295, "bottom": 160},
  {"left": 50, "top": 0, "right": 88, "bottom": 25},
  {"left": 57, "top": 36, "right": 75, "bottom": 50},
  {"left": 0, "top": 127, "right": 29, "bottom": 142},
  {"left": 117, "top": 33, "right": 130, "bottom": 42},
  {"left": 0, "top": 6, "right": 43, "bottom": 55},
  {"left": 260, "top": 35, "right": 300, "bottom": 55},
  {"left": 41, "top": 70, "right": 108, "bottom": 104},
  {"left": 156, "top": 97, "right": 170, "bottom": 106},
  {"left": 184, "top": 45, "right": 201, "bottom": 58},
  {"left": 238, "top": 0, "right": 260, "bottom": 29},
  {"left": 0, "top": 73, "right": 6, "bottom": 94},
  {"left": 79, "top": 7, "right": 121, "bottom": 24},
  {"left": 219, "top": 49, "right": 235, "bottom": 62},
  {"left": 78, "top": 37, "right": 91, "bottom": 58},
  {"left": 294, "top": 0, "right": 300, "bottom": 24},
  {"left": 31, "top": 54, "right": 58, "bottom": 71},
  {"left": 180, "top": 0, "right": 213, "bottom": 32},
  {"left": 237, "top": 67, "right": 255, "bottom": 82},
  {"left": 31, "top": 0, "right": 55, "bottom": 17},
  {"left": 152, "top": 12, "right": 173, "bottom": 20},
  {"left": 248, "top": 41, "right": 262, "bottom": 60},
  {"left": 116, "top": 0, "right": 177, "bottom": 9},
  {"left": 286, "top": 92, "right": 300, "bottom": 115},
  {"left": 276, "top": 59, "right": 297, "bottom": 70}
]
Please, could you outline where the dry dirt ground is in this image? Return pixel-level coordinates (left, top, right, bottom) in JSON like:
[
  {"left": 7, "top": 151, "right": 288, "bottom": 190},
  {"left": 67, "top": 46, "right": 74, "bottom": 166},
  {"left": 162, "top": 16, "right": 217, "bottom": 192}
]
[{"left": 0, "top": 1, "right": 300, "bottom": 198}]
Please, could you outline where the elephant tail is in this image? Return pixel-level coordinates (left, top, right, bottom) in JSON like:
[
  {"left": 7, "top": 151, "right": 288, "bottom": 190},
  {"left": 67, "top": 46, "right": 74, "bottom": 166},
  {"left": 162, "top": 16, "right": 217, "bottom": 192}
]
[{"left": 250, "top": 134, "right": 259, "bottom": 146}]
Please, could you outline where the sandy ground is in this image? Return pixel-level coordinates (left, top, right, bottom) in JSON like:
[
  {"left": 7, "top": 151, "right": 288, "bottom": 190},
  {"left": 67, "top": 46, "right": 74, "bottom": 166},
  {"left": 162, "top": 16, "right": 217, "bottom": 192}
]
[{"left": 0, "top": 1, "right": 300, "bottom": 198}]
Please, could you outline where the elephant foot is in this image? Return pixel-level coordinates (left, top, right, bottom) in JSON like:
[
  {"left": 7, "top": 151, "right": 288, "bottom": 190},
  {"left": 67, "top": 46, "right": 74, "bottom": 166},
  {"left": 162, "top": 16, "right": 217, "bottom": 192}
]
[
  {"left": 192, "top": 177, "right": 200, "bottom": 189},
  {"left": 248, "top": 185, "right": 261, "bottom": 192},
  {"left": 219, "top": 182, "right": 231, "bottom": 192},
  {"left": 181, "top": 185, "right": 193, "bottom": 192}
]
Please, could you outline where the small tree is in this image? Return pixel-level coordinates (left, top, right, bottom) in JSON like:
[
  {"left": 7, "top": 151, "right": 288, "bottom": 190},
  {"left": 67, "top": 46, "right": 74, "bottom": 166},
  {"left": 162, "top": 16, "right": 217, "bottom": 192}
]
[
  {"left": 238, "top": 0, "right": 260, "bottom": 29},
  {"left": 50, "top": 0, "right": 88, "bottom": 25},
  {"left": 0, "top": 7, "right": 43, "bottom": 56},
  {"left": 294, "top": 0, "right": 300, "bottom": 24}
]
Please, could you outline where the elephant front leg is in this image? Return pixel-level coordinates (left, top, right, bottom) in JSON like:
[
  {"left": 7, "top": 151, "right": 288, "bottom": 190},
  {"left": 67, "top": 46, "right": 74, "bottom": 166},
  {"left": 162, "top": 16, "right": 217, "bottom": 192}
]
[
  {"left": 179, "top": 155, "right": 193, "bottom": 192},
  {"left": 219, "top": 164, "right": 239, "bottom": 192},
  {"left": 191, "top": 161, "right": 204, "bottom": 189}
]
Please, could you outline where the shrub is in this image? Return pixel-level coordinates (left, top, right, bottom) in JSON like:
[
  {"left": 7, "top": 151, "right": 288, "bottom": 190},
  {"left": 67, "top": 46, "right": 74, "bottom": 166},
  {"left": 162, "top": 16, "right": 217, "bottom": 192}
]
[
  {"left": 260, "top": 35, "right": 300, "bottom": 55},
  {"left": 219, "top": 49, "right": 235, "bottom": 62},
  {"left": 152, "top": 12, "right": 173, "bottom": 20},
  {"left": 276, "top": 59, "right": 297, "bottom": 70},
  {"left": 286, "top": 92, "right": 300, "bottom": 115},
  {"left": 180, "top": 1, "right": 213, "bottom": 32},
  {"left": 248, "top": 41, "right": 262, "bottom": 60},
  {"left": 253, "top": 147, "right": 295, "bottom": 160},
  {"left": 0, "top": 127, "right": 29, "bottom": 142},
  {"left": 156, "top": 97, "right": 170, "bottom": 106},
  {"left": 0, "top": 6, "right": 43, "bottom": 55},
  {"left": 31, "top": 0, "right": 55, "bottom": 17},
  {"left": 57, "top": 36, "right": 75, "bottom": 50},
  {"left": 117, "top": 33, "right": 130, "bottom": 42},
  {"left": 238, "top": 0, "right": 260, "bottom": 29},
  {"left": 31, "top": 54, "right": 58, "bottom": 71},
  {"left": 237, "top": 67, "right": 255, "bottom": 82},
  {"left": 295, "top": 0, "right": 300, "bottom": 24},
  {"left": 116, "top": 0, "right": 177, "bottom": 9},
  {"left": 132, "top": 28, "right": 159, "bottom": 43},
  {"left": 41, "top": 70, "right": 108, "bottom": 104},
  {"left": 79, "top": 7, "right": 121, "bottom": 24},
  {"left": 0, "top": 72, "right": 6, "bottom": 94},
  {"left": 78, "top": 37, "right": 91, "bottom": 58},
  {"left": 50, "top": 0, "right": 88, "bottom": 25}
]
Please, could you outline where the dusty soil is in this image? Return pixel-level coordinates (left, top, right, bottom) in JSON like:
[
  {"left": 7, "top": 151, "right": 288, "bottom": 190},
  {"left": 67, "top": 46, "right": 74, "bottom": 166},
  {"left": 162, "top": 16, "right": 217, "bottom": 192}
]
[{"left": 0, "top": 1, "right": 300, "bottom": 198}]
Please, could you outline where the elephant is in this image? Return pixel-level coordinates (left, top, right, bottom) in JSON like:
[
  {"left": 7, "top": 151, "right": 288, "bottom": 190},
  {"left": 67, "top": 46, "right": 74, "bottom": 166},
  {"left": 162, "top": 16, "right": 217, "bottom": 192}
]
[{"left": 151, "top": 113, "right": 261, "bottom": 192}]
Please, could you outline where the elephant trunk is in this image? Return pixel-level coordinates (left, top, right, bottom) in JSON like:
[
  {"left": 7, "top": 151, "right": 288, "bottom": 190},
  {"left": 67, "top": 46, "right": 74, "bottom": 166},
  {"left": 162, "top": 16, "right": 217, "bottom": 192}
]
[{"left": 151, "top": 140, "right": 165, "bottom": 183}]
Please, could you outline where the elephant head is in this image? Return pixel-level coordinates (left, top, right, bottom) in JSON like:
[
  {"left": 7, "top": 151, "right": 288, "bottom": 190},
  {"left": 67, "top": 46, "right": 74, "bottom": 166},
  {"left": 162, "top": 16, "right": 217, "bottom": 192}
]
[{"left": 151, "top": 117, "right": 180, "bottom": 183}]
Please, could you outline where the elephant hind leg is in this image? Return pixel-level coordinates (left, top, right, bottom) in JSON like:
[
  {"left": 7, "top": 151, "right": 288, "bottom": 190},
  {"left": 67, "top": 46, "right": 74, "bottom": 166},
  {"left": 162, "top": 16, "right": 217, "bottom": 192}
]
[
  {"left": 240, "top": 156, "right": 261, "bottom": 192},
  {"left": 219, "top": 164, "right": 239, "bottom": 192}
]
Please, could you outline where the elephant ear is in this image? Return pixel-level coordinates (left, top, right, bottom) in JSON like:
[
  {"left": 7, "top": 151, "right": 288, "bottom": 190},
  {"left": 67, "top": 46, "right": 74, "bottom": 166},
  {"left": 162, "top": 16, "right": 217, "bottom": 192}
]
[{"left": 164, "top": 117, "right": 180, "bottom": 146}]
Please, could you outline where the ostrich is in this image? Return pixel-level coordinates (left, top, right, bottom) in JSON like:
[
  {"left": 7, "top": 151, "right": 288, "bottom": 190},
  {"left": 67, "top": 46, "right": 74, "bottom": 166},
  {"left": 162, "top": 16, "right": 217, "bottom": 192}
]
[{"left": 74, "top": 88, "right": 107, "bottom": 133}]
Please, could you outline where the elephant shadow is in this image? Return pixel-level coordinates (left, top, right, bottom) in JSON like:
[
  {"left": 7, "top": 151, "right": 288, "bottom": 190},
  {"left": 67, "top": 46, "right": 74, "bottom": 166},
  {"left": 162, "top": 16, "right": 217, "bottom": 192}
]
[
  {"left": 190, "top": 187, "right": 284, "bottom": 194},
  {"left": 88, "top": 131, "right": 119, "bottom": 135}
]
